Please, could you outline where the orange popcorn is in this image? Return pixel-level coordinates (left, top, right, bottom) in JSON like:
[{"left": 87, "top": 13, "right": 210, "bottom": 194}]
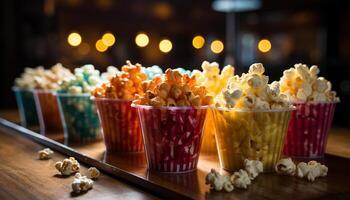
[
  {"left": 91, "top": 61, "right": 147, "bottom": 100},
  {"left": 133, "top": 69, "right": 213, "bottom": 107}
]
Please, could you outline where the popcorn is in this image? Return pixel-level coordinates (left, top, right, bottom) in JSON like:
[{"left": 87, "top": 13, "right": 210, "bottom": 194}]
[
  {"left": 230, "top": 169, "right": 251, "bottom": 189},
  {"left": 92, "top": 61, "right": 147, "bottom": 100},
  {"left": 244, "top": 159, "right": 263, "bottom": 180},
  {"left": 71, "top": 173, "right": 94, "bottom": 193},
  {"left": 38, "top": 148, "right": 54, "bottom": 160},
  {"left": 275, "top": 157, "right": 296, "bottom": 176},
  {"left": 192, "top": 61, "right": 235, "bottom": 96},
  {"left": 58, "top": 64, "right": 101, "bottom": 94},
  {"left": 15, "top": 66, "right": 46, "bottom": 89},
  {"left": 279, "top": 63, "right": 339, "bottom": 102},
  {"left": 101, "top": 66, "right": 119, "bottom": 81},
  {"left": 142, "top": 65, "right": 163, "bottom": 80},
  {"left": 132, "top": 69, "right": 213, "bottom": 107},
  {"left": 215, "top": 63, "right": 291, "bottom": 110},
  {"left": 87, "top": 167, "right": 100, "bottom": 179},
  {"left": 205, "top": 169, "right": 234, "bottom": 192},
  {"left": 55, "top": 157, "right": 80, "bottom": 176},
  {"left": 33, "top": 63, "right": 74, "bottom": 90},
  {"left": 296, "top": 161, "right": 328, "bottom": 181}
]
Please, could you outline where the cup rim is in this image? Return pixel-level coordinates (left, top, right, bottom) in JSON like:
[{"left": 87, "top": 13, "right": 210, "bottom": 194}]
[
  {"left": 211, "top": 105, "right": 295, "bottom": 112},
  {"left": 131, "top": 104, "right": 209, "bottom": 110},
  {"left": 292, "top": 100, "right": 340, "bottom": 104},
  {"left": 32, "top": 88, "right": 57, "bottom": 93},
  {"left": 56, "top": 92, "right": 91, "bottom": 97},
  {"left": 12, "top": 86, "right": 33, "bottom": 92},
  {"left": 91, "top": 97, "right": 133, "bottom": 103}
]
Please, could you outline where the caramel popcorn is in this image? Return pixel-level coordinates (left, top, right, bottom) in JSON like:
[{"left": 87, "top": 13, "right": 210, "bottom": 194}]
[
  {"left": 205, "top": 169, "right": 234, "bottom": 192},
  {"left": 279, "top": 63, "right": 339, "bottom": 102},
  {"left": 87, "top": 167, "right": 100, "bottom": 179},
  {"left": 55, "top": 157, "right": 80, "bottom": 176},
  {"left": 297, "top": 161, "right": 328, "bottom": 181},
  {"left": 132, "top": 68, "right": 213, "bottom": 107},
  {"left": 71, "top": 173, "right": 94, "bottom": 193},
  {"left": 244, "top": 159, "right": 263, "bottom": 180},
  {"left": 275, "top": 157, "right": 296, "bottom": 176},
  {"left": 38, "top": 148, "right": 54, "bottom": 160},
  {"left": 230, "top": 169, "right": 251, "bottom": 189},
  {"left": 215, "top": 63, "right": 291, "bottom": 110},
  {"left": 92, "top": 61, "right": 147, "bottom": 100}
]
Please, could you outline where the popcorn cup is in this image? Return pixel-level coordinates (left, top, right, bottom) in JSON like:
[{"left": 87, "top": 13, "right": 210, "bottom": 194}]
[
  {"left": 95, "top": 98, "right": 143, "bottom": 152},
  {"left": 212, "top": 107, "right": 293, "bottom": 172},
  {"left": 283, "top": 101, "right": 337, "bottom": 158},
  {"left": 12, "top": 87, "right": 39, "bottom": 127},
  {"left": 57, "top": 94, "right": 101, "bottom": 143},
  {"left": 200, "top": 111, "right": 218, "bottom": 153},
  {"left": 133, "top": 105, "right": 208, "bottom": 173},
  {"left": 33, "top": 90, "right": 63, "bottom": 134}
]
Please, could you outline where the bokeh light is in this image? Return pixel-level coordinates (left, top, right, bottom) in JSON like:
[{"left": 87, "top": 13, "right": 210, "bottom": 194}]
[
  {"left": 210, "top": 40, "right": 224, "bottom": 54},
  {"left": 135, "top": 33, "right": 150, "bottom": 47},
  {"left": 192, "top": 35, "right": 205, "bottom": 49},
  {"left": 159, "top": 39, "right": 172, "bottom": 53},
  {"left": 67, "top": 32, "right": 82, "bottom": 47},
  {"left": 102, "top": 33, "right": 116, "bottom": 47},
  {"left": 258, "top": 39, "right": 272, "bottom": 53},
  {"left": 95, "top": 39, "right": 108, "bottom": 52}
]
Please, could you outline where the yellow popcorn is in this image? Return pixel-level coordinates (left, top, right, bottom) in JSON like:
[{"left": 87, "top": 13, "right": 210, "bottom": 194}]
[
  {"left": 279, "top": 63, "right": 339, "bottom": 102},
  {"left": 72, "top": 173, "right": 94, "bottom": 193},
  {"left": 87, "top": 167, "right": 100, "bottom": 179},
  {"left": 55, "top": 157, "right": 80, "bottom": 176},
  {"left": 38, "top": 148, "right": 54, "bottom": 160}
]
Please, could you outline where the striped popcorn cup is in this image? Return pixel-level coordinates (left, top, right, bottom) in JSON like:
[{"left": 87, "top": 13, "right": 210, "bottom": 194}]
[
  {"left": 283, "top": 101, "right": 337, "bottom": 158},
  {"left": 133, "top": 105, "right": 208, "bottom": 173},
  {"left": 95, "top": 98, "right": 143, "bottom": 152},
  {"left": 12, "top": 87, "right": 39, "bottom": 127},
  {"left": 57, "top": 94, "right": 101, "bottom": 143},
  {"left": 33, "top": 90, "right": 63, "bottom": 134}
]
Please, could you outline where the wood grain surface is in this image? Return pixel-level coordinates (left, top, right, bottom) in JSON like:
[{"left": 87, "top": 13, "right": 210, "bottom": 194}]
[{"left": 0, "top": 125, "right": 160, "bottom": 200}]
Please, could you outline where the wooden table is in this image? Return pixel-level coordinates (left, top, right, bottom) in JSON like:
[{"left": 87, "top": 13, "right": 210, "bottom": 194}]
[{"left": 1, "top": 110, "right": 350, "bottom": 200}]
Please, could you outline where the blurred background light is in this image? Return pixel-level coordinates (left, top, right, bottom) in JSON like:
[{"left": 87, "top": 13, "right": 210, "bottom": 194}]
[
  {"left": 67, "top": 32, "right": 82, "bottom": 47},
  {"left": 135, "top": 33, "right": 149, "bottom": 47},
  {"left": 210, "top": 40, "right": 224, "bottom": 54},
  {"left": 258, "top": 39, "right": 272, "bottom": 53},
  {"left": 101, "top": 32, "right": 115, "bottom": 47},
  {"left": 192, "top": 35, "right": 205, "bottom": 49},
  {"left": 95, "top": 39, "right": 108, "bottom": 52},
  {"left": 212, "top": 0, "right": 261, "bottom": 12},
  {"left": 159, "top": 39, "right": 172, "bottom": 53},
  {"left": 78, "top": 42, "right": 90, "bottom": 55}
]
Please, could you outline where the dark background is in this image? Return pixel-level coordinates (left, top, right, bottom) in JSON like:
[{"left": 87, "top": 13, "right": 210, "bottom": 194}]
[{"left": 1, "top": 0, "right": 350, "bottom": 126}]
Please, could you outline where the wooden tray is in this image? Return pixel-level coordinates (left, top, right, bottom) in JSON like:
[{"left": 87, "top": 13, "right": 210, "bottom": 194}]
[{"left": 1, "top": 118, "right": 350, "bottom": 200}]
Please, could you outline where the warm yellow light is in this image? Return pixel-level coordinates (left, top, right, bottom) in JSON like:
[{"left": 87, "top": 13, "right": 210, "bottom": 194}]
[
  {"left": 95, "top": 39, "right": 108, "bottom": 52},
  {"left": 258, "top": 39, "right": 271, "bottom": 53},
  {"left": 67, "top": 32, "right": 82, "bottom": 47},
  {"left": 135, "top": 33, "right": 149, "bottom": 47},
  {"left": 192, "top": 35, "right": 205, "bottom": 49},
  {"left": 159, "top": 39, "right": 172, "bottom": 53},
  {"left": 102, "top": 33, "right": 115, "bottom": 47},
  {"left": 210, "top": 40, "right": 224, "bottom": 54}
]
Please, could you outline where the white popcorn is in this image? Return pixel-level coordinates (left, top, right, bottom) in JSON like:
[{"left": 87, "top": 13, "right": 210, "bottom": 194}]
[
  {"left": 68, "top": 86, "right": 83, "bottom": 95},
  {"left": 205, "top": 169, "right": 234, "bottom": 192},
  {"left": 244, "top": 159, "right": 263, "bottom": 180},
  {"left": 275, "top": 157, "right": 296, "bottom": 176},
  {"left": 248, "top": 63, "right": 265, "bottom": 75},
  {"left": 313, "top": 77, "right": 328, "bottom": 93},
  {"left": 38, "top": 148, "right": 54, "bottom": 160},
  {"left": 72, "top": 173, "right": 94, "bottom": 193},
  {"left": 230, "top": 169, "right": 251, "bottom": 189},
  {"left": 296, "top": 161, "right": 328, "bottom": 181},
  {"left": 55, "top": 157, "right": 80, "bottom": 176},
  {"left": 87, "top": 167, "right": 100, "bottom": 179}
]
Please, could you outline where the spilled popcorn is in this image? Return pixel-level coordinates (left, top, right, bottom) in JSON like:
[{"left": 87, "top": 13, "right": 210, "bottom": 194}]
[
  {"left": 279, "top": 63, "right": 339, "bottom": 102},
  {"left": 132, "top": 68, "right": 212, "bottom": 107},
  {"left": 205, "top": 159, "right": 262, "bottom": 192},
  {"left": 87, "top": 167, "right": 100, "bottom": 179},
  {"left": 55, "top": 157, "right": 80, "bottom": 176},
  {"left": 71, "top": 173, "right": 94, "bottom": 193},
  {"left": 215, "top": 63, "right": 291, "bottom": 110},
  {"left": 275, "top": 158, "right": 328, "bottom": 181},
  {"left": 275, "top": 157, "right": 296, "bottom": 176},
  {"left": 92, "top": 60, "right": 147, "bottom": 100},
  {"left": 38, "top": 148, "right": 54, "bottom": 160}
]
